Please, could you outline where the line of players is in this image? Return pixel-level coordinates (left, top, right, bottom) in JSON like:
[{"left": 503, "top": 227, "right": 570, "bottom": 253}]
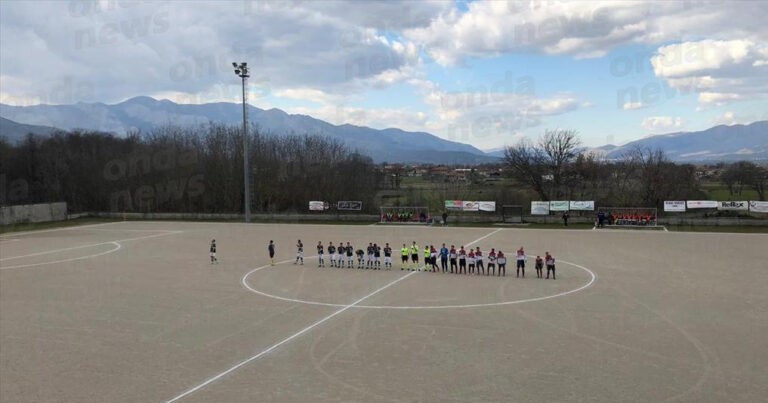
[
  {"left": 296, "top": 240, "right": 557, "bottom": 279},
  {"left": 297, "top": 241, "right": 397, "bottom": 270}
]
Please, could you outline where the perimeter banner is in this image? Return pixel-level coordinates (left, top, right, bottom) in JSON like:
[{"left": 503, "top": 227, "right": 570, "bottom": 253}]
[
  {"left": 337, "top": 201, "right": 362, "bottom": 211},
  {"left": 478, "top": 201, "right": 496, "bottom": 212},
  {"left": 717, "top": 201, "right": 748, "bottom": 211},
  {"left": 309, "top": 201, "right": 325, "bottom": 211},
  {"left": 531, "top": 201, "right": 550, "bottom": 215},
  {"left": 664, "top": 201, "right": 686, "bottom": 212},
  {"left": 749, "top": 201, "right": 768, "bottom": 213},
  {"left": 549, "top": 201, "right": 569, "bottom": 211},
  {"left": 687, "top": 200, "right": 718, "bottom": 209},
  {"left": 462, "top": 201, "right": 479, "bottom": 211},
  {"left": 569, "top": 201, "right": 595, "bottom": 211},
  {"left": 444, "top": 200, "right": 463, "bottom": 211}
]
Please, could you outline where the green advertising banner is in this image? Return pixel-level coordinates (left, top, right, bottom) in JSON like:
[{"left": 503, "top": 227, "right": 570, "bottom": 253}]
[
  {"left": 549, "top": 201, "right": 569, "bottom": 211},
  {"left": 445, "top": 200, "right": 463, "bottom": 210}
]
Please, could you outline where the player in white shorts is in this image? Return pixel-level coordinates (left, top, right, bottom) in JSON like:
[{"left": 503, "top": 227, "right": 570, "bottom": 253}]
[
  {"left": 317, "top": 241, "right": 324, "bottom": 267},
  {"left": 294, "top": 240, "right": 304, "bottom": 265}
]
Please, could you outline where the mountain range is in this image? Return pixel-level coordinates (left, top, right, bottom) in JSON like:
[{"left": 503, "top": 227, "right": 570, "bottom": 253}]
[
  {"left": 591, "top": 121, "right": 768, "bottom": 162},
  {"left": 0, "top": 97, "right": 492, "bottom": 164},
  {"left": 1, "top": 97, "right": 766, "bottom": 163}
]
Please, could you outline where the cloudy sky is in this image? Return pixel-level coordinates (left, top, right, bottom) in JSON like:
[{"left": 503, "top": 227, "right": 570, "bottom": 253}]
[{"left": 1, "top": 0, "right": 767, "bottom": 149}]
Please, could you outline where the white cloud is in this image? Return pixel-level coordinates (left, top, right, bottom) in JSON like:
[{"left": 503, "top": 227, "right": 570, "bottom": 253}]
[
  {"left": 408, "top": 76, "right": 586, "bottom": 146},
  {"left": 651, "top": 39, "right": 768, "bottom": 106},
  {"left": 710, "top": 111, "right": 738, "bottom": 126},
  {"left": 284, "top": 105, "right": 430, "bottom": 133},
  {"left": 0, "top": 1, "right": 428, "bottom": 104},
  {"left": 623, "top": 102, "right": 646, "bottom": 110},
  {"left": 642, "top": 116, "right": 684, "bottom": 133},
  {"left": 273, "top": 88, "right": 352, "bottom": 105},
  {"left": 407, "top": 1, "right": 768, "bottom": 65}
]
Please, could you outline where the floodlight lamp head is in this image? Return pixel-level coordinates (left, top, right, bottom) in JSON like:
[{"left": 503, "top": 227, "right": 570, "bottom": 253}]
[
  {"left": 232, "top": 62, "right": 237, "bottom": 68},
  {"left": 234, "top": 69, "right": 240, "bottom": 75}
]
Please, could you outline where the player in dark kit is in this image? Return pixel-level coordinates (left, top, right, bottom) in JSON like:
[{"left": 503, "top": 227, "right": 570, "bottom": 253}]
[
  {"left": 210, "top": 239, "right": 217, "bottom": 264},
  {"left": 317, "top": 241, "right": 324, "bottom": 267},
  {"left": 328, "top": 242, "right": 336, "bottom": 267},
  {"left": 356, "top": 248, "right": 365, "bottom": 268},
  {"left": 268, "top": 240, "right": 275, "bottom": 265},
  {"left": 449, "top": 245, "right": 457, "bottom": 273},
  {"left": 365, "top": 243, "right": 373, "bottom": 269},
  {"left": 373, "top": 243, "right": 382, "bottom": 269},
  {"left": 346, "top": 242, "right": 354, "bottom": 268},
  {"left": 337, "top": 241, "right": 345, "bottom": 268},
  {"left": 383, "top": 243, "right": 392, "bottom": 270},
  {"left": 294, "top": 240, "right": 304, "bottom": 265}
]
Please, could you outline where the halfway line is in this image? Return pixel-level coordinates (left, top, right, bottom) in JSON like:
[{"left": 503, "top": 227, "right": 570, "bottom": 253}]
[
  {"left": 165, "top": 270, "right": 418, "bottom": 402},
  {"left": 165, "top": 228, "right": 502, "bottom": 402}
]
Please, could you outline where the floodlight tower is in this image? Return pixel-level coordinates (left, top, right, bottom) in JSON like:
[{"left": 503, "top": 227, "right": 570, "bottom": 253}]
[{"left": 233, "top": 62, "right": 251, "bottom": 222}]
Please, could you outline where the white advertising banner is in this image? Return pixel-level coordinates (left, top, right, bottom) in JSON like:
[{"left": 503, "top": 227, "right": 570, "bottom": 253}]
[
  {"left": 478, "top": 201, "right": 496, "bottom": 212},
  {"left": 664, "top": 201, "right": 686, "bottom": 212},
  {"left": 569, "top": 201, "right": 595, "bottom": 211},
  {"left": 717, "top": 201, "right": 748, "bottom": 211},
  {"left": 309, "top": 201, "right": 325, "bottom": 211},
  {"left": 687, "top": 200, "right": 718, "bottom": 209},
  {"left": 549, "top": 201, "right": 569, "bottom": 211},
  {"left": 462, "top": 201, "right": 479, "bottom": 211},
  {"left": 749, "top": 201, "right": 768, "bottom": 213},
  {"left": 531, "top": 201, "right": 550, "bottom": 215}
]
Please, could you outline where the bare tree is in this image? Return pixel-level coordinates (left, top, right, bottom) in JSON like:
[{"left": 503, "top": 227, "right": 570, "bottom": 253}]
[
  {"left": 503, "top": 139, "right": 550, "bottom": 200},
  {"left": 722, "top": 161, "right": 766, "bottom": 200}
]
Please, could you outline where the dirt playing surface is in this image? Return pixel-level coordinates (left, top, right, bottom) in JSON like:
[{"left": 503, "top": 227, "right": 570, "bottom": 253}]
[{"left": 1, "top": 221, "right": 767, "bottom": 402}]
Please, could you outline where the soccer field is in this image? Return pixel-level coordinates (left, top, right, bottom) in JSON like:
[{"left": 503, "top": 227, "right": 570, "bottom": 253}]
[{"left": 1, "top": 221, "right": 767, "bottom": 402}]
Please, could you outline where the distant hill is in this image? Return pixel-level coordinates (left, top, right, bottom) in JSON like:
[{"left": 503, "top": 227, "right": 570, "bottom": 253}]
[
  {"left": 593, "top": 121, "right": 768, "bottom": 162},
  {"left": 0, "top": 117, "right": 59, "bottom": 142},
  {"left": 0, "top": 97, "right": 498, "bottom": 164}
]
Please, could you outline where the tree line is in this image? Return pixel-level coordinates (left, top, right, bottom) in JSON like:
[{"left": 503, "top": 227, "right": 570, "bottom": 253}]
[
  {"left": 2, "top": 126, "right": 765, "bottom": 215},
  {"left": 503, "top": 129, "right": 766, "bottom": 208},
  {"left": 0, "top": 124, "right": 382, "bottom": 213}
]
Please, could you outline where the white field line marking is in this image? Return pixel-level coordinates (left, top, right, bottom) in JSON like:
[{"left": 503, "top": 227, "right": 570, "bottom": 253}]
[
  {"left": 167, "top": 228, "right": 501, "bottom": 402},
  {"left": 68, "top": 228, "right": 180, "bottom": 232},
  {"left": 0, "top": 231, "right": 182, "bottom": 261},
  {"left": 0, "top": 221, "right": 124, "bottom": 238},
  {"left": 0, "top": 242, "right": 122, "bottom": 270},
  {"left": 165, "top": 271, "right": 419, "bottom": 403},
  {"left": 243, "top": 257, "right": 596, "bottom": 309}
]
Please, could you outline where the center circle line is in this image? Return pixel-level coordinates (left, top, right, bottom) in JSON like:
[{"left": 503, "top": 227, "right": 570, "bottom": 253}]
[{"left": 241, "top": 257, "right": 597, "bottom": 310}]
